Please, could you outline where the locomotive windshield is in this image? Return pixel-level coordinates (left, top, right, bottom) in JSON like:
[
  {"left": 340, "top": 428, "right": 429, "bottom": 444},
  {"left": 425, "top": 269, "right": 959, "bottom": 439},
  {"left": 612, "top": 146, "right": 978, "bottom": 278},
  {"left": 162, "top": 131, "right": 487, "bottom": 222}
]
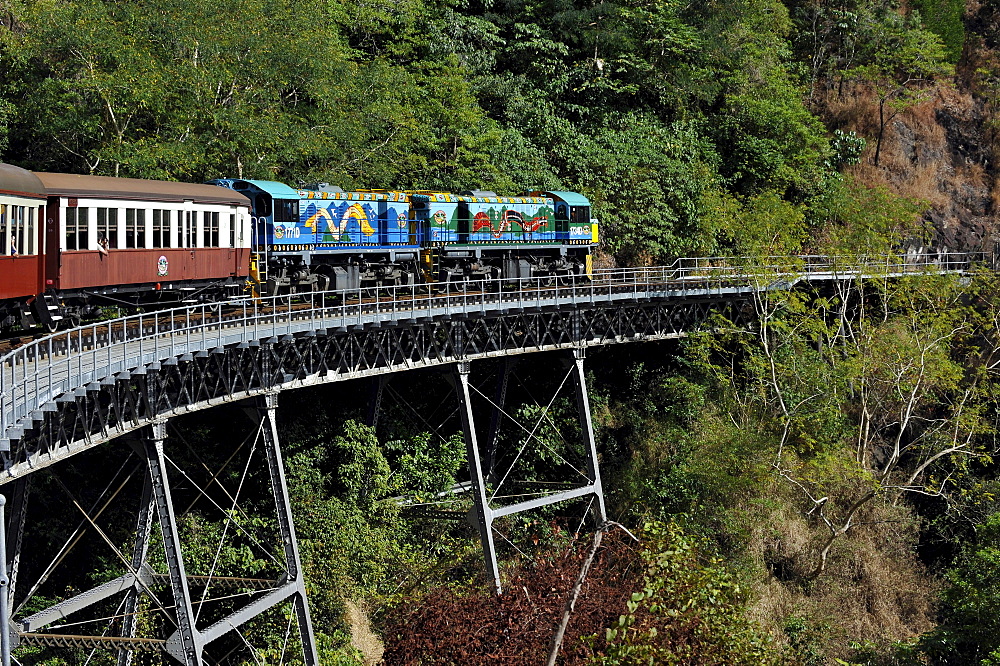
[{"left": 570, "top": 206, "right": 590, "bottom": 227}]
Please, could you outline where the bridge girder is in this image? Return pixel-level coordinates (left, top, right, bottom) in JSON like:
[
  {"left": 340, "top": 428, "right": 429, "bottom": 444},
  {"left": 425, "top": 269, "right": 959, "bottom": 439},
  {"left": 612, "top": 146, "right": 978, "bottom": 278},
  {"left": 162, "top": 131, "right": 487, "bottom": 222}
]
[{"left": 2, "top": 298, "right": 745, "bottom": 479}]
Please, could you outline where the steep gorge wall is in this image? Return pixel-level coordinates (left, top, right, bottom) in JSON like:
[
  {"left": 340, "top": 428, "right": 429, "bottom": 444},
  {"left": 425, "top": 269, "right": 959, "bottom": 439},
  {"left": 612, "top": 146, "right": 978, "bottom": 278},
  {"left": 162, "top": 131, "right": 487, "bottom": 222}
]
[
  {"left": 816, "top": 4, "right": 1000, "bottom": 254},
  {"left": 821, "top": 84, "right": 998, "bottom": 253}
]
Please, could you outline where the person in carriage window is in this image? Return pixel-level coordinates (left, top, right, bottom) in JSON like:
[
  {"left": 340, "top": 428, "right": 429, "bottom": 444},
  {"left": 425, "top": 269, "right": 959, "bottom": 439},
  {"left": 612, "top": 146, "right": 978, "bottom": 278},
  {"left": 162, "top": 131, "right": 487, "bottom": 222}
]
[{"left": 97, "top": 232, "right": 109, "bottom": 256}]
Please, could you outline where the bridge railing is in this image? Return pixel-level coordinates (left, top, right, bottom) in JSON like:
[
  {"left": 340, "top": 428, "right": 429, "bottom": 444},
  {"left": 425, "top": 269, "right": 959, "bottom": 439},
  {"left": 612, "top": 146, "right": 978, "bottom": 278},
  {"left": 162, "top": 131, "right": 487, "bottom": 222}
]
[{"left": 0, "top": 252, "right": 986, "bottom": 444}]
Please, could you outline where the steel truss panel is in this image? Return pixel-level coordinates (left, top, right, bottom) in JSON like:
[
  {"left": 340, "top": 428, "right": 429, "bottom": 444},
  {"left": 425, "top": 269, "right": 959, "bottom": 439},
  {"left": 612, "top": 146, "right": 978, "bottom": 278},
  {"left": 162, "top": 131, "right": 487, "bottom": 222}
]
[
  {"left": 13, "top": 409, "right": 318, "bottom": 665},
  {"left": 450, "top": 348, "right": 609, "bottom": 592}
]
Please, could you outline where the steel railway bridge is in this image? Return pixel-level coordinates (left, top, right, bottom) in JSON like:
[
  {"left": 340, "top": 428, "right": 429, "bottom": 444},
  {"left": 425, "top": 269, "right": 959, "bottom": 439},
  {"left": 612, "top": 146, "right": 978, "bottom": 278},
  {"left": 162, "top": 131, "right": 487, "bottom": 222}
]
[{"left": 0, "top": 253, "right": 981, "bottom": 665}]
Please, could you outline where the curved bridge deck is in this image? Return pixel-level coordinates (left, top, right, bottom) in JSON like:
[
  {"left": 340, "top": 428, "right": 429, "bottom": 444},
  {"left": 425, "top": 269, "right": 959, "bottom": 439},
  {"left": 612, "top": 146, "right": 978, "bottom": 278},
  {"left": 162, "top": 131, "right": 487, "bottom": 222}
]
[{"left": 0, "top": 254, "right": 979, "bottom": 478}]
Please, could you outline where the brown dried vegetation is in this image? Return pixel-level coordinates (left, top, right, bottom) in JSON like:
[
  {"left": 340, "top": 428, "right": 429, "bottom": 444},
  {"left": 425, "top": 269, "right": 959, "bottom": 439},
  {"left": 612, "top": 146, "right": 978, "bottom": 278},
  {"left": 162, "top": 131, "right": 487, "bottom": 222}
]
[
  {"left": 745, "top": 477, "right": 937, "bottom": 660},
  {"left": 381, "top": 531, "right": 642, "bottom": 665},
  {"left": 816, "top": 79, "right": 1000, "bottom": 252}
]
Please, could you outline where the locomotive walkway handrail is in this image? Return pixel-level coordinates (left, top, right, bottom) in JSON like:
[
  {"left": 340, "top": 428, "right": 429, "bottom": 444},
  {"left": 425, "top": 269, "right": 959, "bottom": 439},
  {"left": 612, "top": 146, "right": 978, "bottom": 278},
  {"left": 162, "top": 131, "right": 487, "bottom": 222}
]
[{"left": 0, "top": 251, "right": 986, "bottom": 449}]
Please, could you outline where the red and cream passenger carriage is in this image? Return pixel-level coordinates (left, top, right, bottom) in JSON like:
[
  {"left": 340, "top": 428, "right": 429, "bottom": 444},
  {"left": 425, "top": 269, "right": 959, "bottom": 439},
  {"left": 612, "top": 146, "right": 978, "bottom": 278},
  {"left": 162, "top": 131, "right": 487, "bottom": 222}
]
[
  {"left": 0, "top": 164, "right": 47, "bottom": 330},
  {"left": 0, "top": 165, "right": 252, "bottom": 331}
]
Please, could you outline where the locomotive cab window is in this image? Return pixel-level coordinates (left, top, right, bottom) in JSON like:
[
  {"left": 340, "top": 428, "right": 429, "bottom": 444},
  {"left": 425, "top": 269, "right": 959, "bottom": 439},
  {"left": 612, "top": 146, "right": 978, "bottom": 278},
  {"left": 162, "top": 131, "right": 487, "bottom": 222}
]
[
  {"left": 274, "top": 199, "right": 299, "bottom": 223},
  {"left": 570, "top": 206, "right": 590, "bottom": 228},
  {"left": 254, "top": 195, "right": 271, "bottom": 218},
  {"left": 555, "top": 203, "right": 569, "bottom": 234}
]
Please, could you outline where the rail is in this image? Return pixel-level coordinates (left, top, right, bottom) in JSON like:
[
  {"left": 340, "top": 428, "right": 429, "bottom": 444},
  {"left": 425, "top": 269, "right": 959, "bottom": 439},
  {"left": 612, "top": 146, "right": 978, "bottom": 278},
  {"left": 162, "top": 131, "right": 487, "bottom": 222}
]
[{"left": 0, "top": 252, "right": 986, "bottom": 447}]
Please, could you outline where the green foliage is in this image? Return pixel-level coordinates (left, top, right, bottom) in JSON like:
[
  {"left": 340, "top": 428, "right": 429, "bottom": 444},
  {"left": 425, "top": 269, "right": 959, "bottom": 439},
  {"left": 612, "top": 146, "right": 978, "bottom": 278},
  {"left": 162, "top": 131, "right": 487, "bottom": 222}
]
[
  {"left": 598, "top": 521, "right": 779, "bottom": 665},
  {"left": 918, "top": 513, "right": 1000, "bottom": 664},
  {"left": 577, "top": 117, "right": 722, "bottom": 262},
  {"left": 706, "top": 189, "right": 809, "bottom": 257},
  {"left": 0, "top": 0, "right": 495, "bottom": 186},
  {"left": 829, "top": 129, "right": 867, "bottom": 168},
  {"left": 836, "top": 2, "right": 954, "bottom": 165},
  {"left": 0, "top": 0, "right": 936, "bottom": 267},
  {"left": 810, "top": 176, "right": 929, "bottom": 254},
  {"left": 329, "top": 420, "right": 395, "bottom": 507},
  {"left": 385, "top": 431, "right": 466, "bottom": 499},
  {"left": 911, "top": 0, "right": 966, "bottom": 63},
  {"left": 784, "top": 615, "right": 829, "bottom": 666}
]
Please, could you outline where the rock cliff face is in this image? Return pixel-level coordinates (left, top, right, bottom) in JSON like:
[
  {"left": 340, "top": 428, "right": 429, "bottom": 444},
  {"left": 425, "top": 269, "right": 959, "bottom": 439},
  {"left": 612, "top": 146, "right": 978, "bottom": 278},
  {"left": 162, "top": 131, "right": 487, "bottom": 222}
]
[
  {"left": 824, "top": 83, "right": 998, "bottom": 255},
  {"left": 818, "top": 3, "right": 1000, "bottom": 257},
  {"left": 926, "top": 92, "right": 996, "bottom": 252}
]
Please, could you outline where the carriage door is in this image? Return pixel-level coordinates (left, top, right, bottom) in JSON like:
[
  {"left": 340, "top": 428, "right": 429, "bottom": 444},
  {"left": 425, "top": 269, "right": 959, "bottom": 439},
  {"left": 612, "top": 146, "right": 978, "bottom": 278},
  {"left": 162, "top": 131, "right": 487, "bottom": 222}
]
[{"left": 44, "top": 197, "right": 62, "bottom": 290}]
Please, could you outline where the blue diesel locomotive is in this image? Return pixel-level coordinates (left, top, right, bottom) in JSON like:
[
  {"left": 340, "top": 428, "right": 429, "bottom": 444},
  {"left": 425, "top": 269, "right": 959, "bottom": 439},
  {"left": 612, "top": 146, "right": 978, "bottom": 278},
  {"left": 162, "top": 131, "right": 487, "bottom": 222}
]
[{"left": 209, "top": 179, "right": 597, "bottom": 294}]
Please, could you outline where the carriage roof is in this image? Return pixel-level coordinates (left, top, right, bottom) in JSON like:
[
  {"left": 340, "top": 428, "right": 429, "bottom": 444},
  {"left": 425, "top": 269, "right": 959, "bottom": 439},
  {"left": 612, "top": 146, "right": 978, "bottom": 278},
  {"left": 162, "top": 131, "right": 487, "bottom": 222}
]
[
  {"left": 37, "top": 172, "right": 250, "bottom": 207},
  {"left": 0, "top": 163, "right": 47, "bottom": 199}
]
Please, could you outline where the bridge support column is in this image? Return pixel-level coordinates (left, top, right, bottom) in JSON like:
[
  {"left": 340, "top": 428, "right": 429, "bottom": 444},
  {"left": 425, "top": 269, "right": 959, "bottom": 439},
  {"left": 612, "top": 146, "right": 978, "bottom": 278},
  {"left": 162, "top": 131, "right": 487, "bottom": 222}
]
[
  {"left": 248, "top": 392, "right": 319, "bottom": 666},
  {"left": 451, "top": 362, "right": 502, "bottom": 594},
  {"left": 366, "top": 376, "right": 387, "bottom": 430},
  {"left": 143, "top": 421, "right": 203, "bottom": 666},
  {"left": 15, "top": 408, "right": 319, "bottom": 663},
  {"left": 117, "top": 468, "right": 155, "bottom": 666},
  {"left": 5, "top": 478, "right": 28, "bottom": 611},
  {"left": 452, "top": 351, "right": 607, "bottom": 595},
  {"left": 485, "top": 359, "right": 515, "bottom": 484},
  {"left": 567, "top": 348, "right": 607, "bottom": 523}
]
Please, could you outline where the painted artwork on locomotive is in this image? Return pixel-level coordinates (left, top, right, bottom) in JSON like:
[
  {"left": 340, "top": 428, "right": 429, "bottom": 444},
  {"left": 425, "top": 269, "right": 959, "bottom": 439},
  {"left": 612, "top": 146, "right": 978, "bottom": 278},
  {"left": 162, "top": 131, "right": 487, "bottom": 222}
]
[
  {"left": 419, "top": 193, "right": 556, "bottom": 244},
  {"left": 466, "top": 199, "right": 555, "bottom": 243},
  {"left": 298, "top": 190, "right": 412, "bottom": 247}
]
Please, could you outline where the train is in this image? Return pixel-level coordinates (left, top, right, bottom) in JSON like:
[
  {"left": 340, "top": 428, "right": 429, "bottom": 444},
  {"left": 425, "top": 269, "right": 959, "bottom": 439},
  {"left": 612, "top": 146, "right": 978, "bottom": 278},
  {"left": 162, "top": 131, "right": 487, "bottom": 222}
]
[{"left": 0, "top": 164, "right": 597, "bottom": 332}]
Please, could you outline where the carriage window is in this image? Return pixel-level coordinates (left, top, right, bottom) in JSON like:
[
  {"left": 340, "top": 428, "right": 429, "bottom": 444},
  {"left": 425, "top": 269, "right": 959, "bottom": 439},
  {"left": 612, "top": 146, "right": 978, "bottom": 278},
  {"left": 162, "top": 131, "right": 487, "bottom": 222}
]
[
  {"left": 11, "top": 206, "right": 23, "bottom": 255},
  {"left": 25, "top": 207, "right": 35, "bottom": 255},
  {"left": 0, "top": 205, "right": 7, "bottom": 255},
  {"left": 206, "top": 211, "right": 220, "bottom": 247},
  {"left": 126, "top": 209, "right": 135, "bottom": 248},
  {"left": 8, "top": 207, "right": 15, "bottom": 255},
  {"left": 96, "top": 208, "right": 118, "bottom": 249},
  {"left": 125, "top": 209, "right": 146, "bottom": 248},
  {"left": 186, "top": 211, "right": 196, "bottom": 247},
  {"left": 65, "top": 207, "right": 90, "bottom": 251},
  {"left": 229, "top": 214, "right": 237, "bottom": 247},
  {"left": 152, "top": 210, "right": 170, "bottom": 248}
]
